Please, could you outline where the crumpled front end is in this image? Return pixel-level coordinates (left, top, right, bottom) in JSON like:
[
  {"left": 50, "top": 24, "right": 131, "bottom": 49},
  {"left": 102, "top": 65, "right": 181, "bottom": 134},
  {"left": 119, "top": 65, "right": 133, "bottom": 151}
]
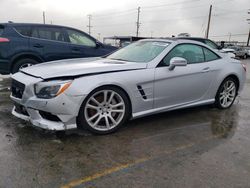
[{"left": 10, "top": 72, "right": 84, "bottom": 131}]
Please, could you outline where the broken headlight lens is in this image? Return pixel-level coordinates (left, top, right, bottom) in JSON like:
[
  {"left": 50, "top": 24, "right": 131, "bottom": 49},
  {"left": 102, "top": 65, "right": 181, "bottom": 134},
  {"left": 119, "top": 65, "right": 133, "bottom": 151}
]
[{"left": 34, "top": 80, "right": 72, "bottom": 99}]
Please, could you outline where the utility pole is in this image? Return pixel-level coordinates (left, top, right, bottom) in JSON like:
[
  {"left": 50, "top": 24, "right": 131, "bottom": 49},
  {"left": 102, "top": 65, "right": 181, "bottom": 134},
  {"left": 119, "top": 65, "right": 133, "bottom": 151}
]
[
  {"left": 43, "top": 11, "right": 46, "bottom": 24},
  {"left": 228, "top": 32, "right": 231, "bottom": 42},
  {"left": 247, "top": 10, "right": 250, "bottom": 46},
  {"left": 150, "top": 31, "right": 153, "bottom": 38},
  {"left": 87, "top": 14, "right": 92, "bottom": 35},
  {"left": 247, "top": 28, "right": 250, "bottom": 46},
  {"left": 205, "top": 5, "right": 212, "bottom": 39},
  {"left": 136, "top": 7, "right": 141, "bottom": 37}
]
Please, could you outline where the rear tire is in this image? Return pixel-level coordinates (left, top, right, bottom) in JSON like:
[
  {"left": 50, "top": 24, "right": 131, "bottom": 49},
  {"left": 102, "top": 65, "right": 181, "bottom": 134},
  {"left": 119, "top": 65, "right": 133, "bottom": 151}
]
[
  {"left": 77, "top": 86, "right": 131, "bottom": 134},
  {"left": 215, "top": 77, "right": 238, "bottom": 109},
  {"left": 12, "top": 58, "right": 38, "bottom": 73}
]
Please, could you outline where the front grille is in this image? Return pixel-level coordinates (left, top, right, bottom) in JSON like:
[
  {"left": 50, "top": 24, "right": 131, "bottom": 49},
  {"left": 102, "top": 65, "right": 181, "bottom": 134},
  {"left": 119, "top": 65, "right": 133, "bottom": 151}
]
[{"left": 11, "top": 79, "right": 25, "bottom": 99}]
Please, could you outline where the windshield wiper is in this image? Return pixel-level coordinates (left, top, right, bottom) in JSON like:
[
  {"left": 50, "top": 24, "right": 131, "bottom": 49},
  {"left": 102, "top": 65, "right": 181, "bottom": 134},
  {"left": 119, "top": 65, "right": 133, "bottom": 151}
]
[
  {"left": 108, "top": 58, "right": 137, "bottom": 62},
  {"left": 108, "top": 58, "right": 129, "bottom": 62}
]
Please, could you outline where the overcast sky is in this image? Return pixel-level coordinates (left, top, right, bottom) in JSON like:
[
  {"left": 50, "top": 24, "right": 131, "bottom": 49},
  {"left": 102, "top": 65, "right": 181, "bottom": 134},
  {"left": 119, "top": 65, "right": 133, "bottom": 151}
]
[{"left": 0, "top": 0, "right": 249, "bottom": 42}]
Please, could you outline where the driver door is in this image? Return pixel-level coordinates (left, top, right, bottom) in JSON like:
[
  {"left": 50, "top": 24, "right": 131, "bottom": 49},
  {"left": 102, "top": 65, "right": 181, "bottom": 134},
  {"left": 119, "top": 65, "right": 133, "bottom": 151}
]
[
  {"left": 64, "top": 28, "right": 107, "bottom": 58},
  {"left": 154, "top": 43, "right": 214, "bottom": 109}
]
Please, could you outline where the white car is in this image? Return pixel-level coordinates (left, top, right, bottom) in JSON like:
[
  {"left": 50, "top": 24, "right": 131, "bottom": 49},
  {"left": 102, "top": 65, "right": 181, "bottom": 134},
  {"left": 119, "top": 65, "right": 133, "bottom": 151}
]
[
  {"left": 10, "top": 39, "right": 246, "bottom": 134},
  {"left": 244, "top": 47, "right": 250, "bottom": 57}
]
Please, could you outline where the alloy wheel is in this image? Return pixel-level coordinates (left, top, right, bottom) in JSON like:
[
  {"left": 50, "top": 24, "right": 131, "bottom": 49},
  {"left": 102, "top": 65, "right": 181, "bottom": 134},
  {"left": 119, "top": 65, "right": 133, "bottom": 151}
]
[
  {"left": 19, "top": 63, "right": 33, "bottom": 70},
  {"left": 84, "top": 90, "right": 126, "bottom": 131},
  {"left": 219, "top": 80, "right": 236, "bottom": 108}
]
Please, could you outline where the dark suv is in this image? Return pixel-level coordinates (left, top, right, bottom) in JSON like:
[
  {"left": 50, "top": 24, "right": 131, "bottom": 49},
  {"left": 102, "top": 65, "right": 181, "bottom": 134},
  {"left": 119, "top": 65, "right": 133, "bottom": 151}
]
[{"left": 0, "top": 23, "right": 117, "bottom": 74}]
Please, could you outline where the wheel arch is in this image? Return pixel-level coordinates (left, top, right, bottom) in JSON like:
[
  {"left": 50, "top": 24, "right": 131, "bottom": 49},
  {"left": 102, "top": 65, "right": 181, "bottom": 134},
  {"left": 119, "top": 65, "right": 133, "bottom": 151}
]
[
  {"left": 78, "top": 84, "right": 133, "bottom": 119},
  {"left": 214, "top": 74, "right": 240, "bottom": 109},
  {"left": 10, "top": 53, "right": 44, "bottom": 72},
  {"left": 76, "top": 84, "right": 133, "bottom": 133},
  {"left": 216, "top": 74, "right": 240, "bottom": 98}
]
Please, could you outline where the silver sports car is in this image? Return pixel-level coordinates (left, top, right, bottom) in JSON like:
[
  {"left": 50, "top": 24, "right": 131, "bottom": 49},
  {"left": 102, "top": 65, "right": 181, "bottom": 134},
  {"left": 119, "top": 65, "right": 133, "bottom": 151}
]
[{"left": 11, "top": 39, "right": 246, "bottom": 134}]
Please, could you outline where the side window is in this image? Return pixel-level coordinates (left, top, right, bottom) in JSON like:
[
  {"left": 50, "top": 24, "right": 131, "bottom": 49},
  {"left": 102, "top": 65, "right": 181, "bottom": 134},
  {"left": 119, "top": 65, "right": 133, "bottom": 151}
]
[
  {"left": 31, "top": 28, "right": 39, "bottom": 38},
  {"left": 66, "top": 29, "right": 96, "bottom": 47},
  {"left": 203, "top": 47, "right": 220, "bottom": 61},
  {"left": 204, "top": 40, "right": 218, "bottom": 49},
  {"left": 14, "top": 26, "right": 31, "bottom": 37},
  {"left": 31, "top": 27, "right": 66, "bottom": 42},
  {"left": 161, "top": 44, "right": 205, "bottom": 66}
]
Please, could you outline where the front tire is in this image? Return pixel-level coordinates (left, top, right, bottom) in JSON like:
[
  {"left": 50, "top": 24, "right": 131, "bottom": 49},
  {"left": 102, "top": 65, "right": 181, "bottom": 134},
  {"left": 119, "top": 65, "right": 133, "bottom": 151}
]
[
  {"left": 12, "top": 58, "right": 38, "bottom": 74},
  {"left": 215, "top": 77, "right": 238, "bottom": 109},
  {"left": 77, "top": 86, "right": 130, "bottom": 134}
]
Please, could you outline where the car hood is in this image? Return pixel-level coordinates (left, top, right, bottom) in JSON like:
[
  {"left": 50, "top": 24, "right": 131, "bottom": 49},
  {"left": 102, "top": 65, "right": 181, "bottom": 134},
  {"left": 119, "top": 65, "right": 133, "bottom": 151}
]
[
  {"left": 221, "top": 48, "right": 235, "bottom": 53},
  {"left": 20, "top": 57, "right": 147, "bottom": 79},
  {"left": 217, "top": 50, "right": 235, "bottom": 59}
]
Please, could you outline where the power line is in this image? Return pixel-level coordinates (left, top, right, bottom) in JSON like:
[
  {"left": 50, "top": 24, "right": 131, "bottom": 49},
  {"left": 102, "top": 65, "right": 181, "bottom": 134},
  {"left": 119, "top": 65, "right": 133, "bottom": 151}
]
[
  {"left": 142, "top": 15, "right": 207, "bottom": 23},
  {"left": 142, "top": 3, "right": 209, "bottom": 13},
  {"left": 200, "top": 13, "right": 208, "bottom": 36},
  {"left": 213, "top": 10, "right": 248, "bottom": 16},
  {"left": 92, "top": 11, "right": 137, "bottom": 21},
  {"left": 142, "top": 0, "right": 200, "bottom": 9},
  {"left": 50, "top": 0, "right": 241, "bottom": 24},
  {"left": 95, "top": 15, "right": 209, "bottom": 28},
  {"left": 210, "top": 33, "right": 248, "bottom": 37},
  {"left": 94, "top": 22, "right": 134, "bottom": 27},
  {"left": 90, "top": 0, "right": 214, "bottom": 20},
  {"left": 92, "top": 8, "right": 137, "bottom": 18},
  {"left": 92, "top": 0, "right": 199, "bottom": 18},
  {"left": 93, "top": 10, "right": 246, "bottom": 28},
  {"left": 213, "top": 7, "right": 248, "bottom": 12}
]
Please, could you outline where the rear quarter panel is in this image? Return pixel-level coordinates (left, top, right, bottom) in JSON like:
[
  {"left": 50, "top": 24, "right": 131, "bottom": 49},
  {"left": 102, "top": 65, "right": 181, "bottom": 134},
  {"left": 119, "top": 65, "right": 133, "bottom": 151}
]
[{"left": 206, "top": 58, "right": 246, "bottom": 99}]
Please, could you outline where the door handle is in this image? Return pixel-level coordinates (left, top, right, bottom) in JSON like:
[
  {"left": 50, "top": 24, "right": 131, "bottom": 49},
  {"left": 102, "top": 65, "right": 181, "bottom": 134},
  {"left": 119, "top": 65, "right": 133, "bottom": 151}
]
[
  {"left": 71, "top": 48, "right": 80, "bottom": 52},
  {"left": 202, "top": 67, "right": 210, "bottom": 73},
  {"left": 33, "top": 44, "right": 44, "bottom": 48}
]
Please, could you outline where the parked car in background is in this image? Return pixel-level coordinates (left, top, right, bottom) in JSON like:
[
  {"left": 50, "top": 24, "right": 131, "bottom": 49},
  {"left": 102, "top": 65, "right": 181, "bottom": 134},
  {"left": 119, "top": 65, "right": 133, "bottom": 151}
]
[
  {"left": 11, "top": 39, "right": 246, "bottom": 134},
  {"left": 0, "top": 23, "right": 117, "bottom": 74},
  {"left": 103, "top": 36, "right": 147, "bottom": 48},
  {"left": 244, "top": 46, "right": 250, "bottom": 57},
  {"left": 177, "top": 37, "right": 235, "bottom": 58},
  {"left": 230, "top": 46, "right": 248, "bottom": 59}
]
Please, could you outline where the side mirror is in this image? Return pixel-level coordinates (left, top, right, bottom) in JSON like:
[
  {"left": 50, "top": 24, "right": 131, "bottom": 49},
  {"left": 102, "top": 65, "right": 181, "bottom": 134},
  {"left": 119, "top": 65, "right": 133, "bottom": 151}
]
[
  {"left": 169, "top": 57, "right": 187, "bottom": 71},
  {"left": 95, "top": 41, "right": 102, "bottom": 48}
]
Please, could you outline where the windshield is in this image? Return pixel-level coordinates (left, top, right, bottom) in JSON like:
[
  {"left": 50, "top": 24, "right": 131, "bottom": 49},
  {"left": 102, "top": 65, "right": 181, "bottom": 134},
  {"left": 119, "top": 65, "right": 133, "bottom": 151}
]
[{"left": 107, "top": 41, "right": 170, "bottom": 63}]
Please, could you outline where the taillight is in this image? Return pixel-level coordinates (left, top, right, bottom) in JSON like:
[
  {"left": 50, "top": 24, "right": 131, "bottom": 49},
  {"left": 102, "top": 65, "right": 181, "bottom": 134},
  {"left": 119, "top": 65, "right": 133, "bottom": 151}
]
[
  {"left": 242, "top": 63, "right": 247, "bottom": 72},
  {"left": 0, "top": 37, "right": 10, "bottom": 42}
]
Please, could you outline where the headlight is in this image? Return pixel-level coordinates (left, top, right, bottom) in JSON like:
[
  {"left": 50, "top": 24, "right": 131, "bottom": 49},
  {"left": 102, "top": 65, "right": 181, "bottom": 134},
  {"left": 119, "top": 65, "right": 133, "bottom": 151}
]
[{"left": 34, "top": 80, "right": 72, "bottom": 99}]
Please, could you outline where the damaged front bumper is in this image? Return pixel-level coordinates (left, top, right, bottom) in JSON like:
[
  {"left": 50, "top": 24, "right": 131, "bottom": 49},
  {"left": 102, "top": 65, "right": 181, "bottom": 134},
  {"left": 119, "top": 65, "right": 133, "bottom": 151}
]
[
  {"left": 10, "top": 72, "right": 85, "bottom": 131},
  {"left": 11, "top": 104, "right": 75, "bottom": 131}
]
